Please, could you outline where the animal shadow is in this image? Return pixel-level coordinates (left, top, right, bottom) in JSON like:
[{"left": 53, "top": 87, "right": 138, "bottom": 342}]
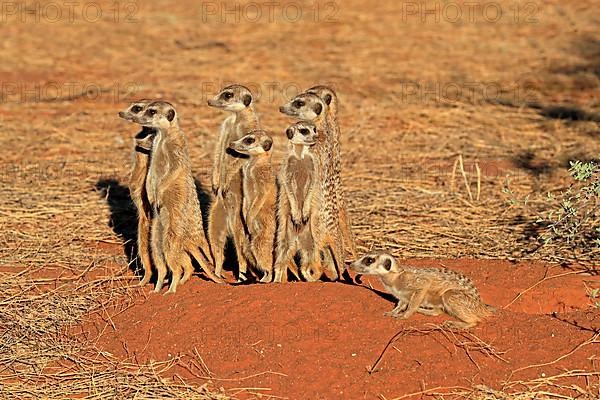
[
  {"left": 354, "top": 275, "right": 397, "bottom": 304},
  {"left": 95, "top": 179, "right": 140, "bottom": 276},
  {"left": 512, "top": 150, "right": 554, "bottom": 176}
]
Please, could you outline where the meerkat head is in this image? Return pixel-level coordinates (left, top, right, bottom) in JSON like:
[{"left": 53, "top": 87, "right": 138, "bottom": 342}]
[
  {"left": 129, "top": 101, "right": 178, "bottom": 130},
  {"left": 279, "top": 93, "right": 326, "bottom": 121},
  {"left": 229, "top": 130, "right": 273, "bottom": 156},
  {"left": 207, "top": 84, "right": 253, "bottom": 112},
  {"left": 285, "top": 121, "right": 318, "bottom": 146},
  {"left": 118, "top": 99, "right": 151, "bottom": 122},
  {"left": 305, "top": 85, "right": 338, "bottom": 116},
  {"left": 350, "top": 252, "right": 400, "bottom": 275}
]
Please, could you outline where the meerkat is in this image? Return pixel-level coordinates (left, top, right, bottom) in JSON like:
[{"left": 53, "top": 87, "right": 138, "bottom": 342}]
[
  {"left": 118, "top": 99, "right": 155, "bottom": 286},
  {"left": 129, "top": 101, "right": 222, "bottom": 293},
  {"left": 304, "top": 86, "right": 357, "bottom": 259},
  {"left": 350, "top": 252, "right": 495, "bottom": 329},
  {"left": 228, "top": 130, "right": 277, "bottom": 282},
  {"left": 273, "top": 121, "right": 323, "bottom": 283},
  {"left": 207, "top": 84, "right": 259, "bottom": 281},
  {"left": 279, "top": 93, "right": 343, "bottom": 280}
]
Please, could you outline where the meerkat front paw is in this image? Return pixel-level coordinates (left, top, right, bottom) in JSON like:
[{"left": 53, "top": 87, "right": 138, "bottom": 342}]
[
  {"left": 301, "top": 207, "right": 310, "bottom": 224},
  {"left": 291, "top": 212, "right": 303, "bottom": 226},
  {"left": 291, "top": 215, "right": 304, "bottom": 232}
]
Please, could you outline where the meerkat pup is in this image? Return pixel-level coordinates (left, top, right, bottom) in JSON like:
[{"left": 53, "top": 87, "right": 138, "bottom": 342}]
[
  {"left": 350, "top": 252, "right": 495, "bottom": 329},
  {"left": 279, "top": 93, "right": 343, "bottom": 280},
  {"left": 273, "top": 121, "right": 323, "bottom": 283},
  {"left": 228, "top": 130, "right": 277, "bottom": 282},
  {"left": 304, "top": 86, "right": 357, "bottom": 259},
  {"left": 129, "top": 101, "right": 221, "bottom": 293},
  {"left": 119, "top": 99, "right": 155, "bottom": 286},
  {"left": 207, "top": 84, "right": 258, "bottom": 281}
]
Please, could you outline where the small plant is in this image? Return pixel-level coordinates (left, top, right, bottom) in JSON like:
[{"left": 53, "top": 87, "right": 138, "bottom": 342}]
[
  {"left": 502, "top": 175, "right": 529, "bottom": 206},
  {"left": 539, "top": 160, "right": 600, "bottom": 249}
]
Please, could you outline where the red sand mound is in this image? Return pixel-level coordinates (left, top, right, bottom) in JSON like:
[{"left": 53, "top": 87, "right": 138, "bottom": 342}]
[{"left": 79, "top": 260, "right": 599, "bottom": 399}]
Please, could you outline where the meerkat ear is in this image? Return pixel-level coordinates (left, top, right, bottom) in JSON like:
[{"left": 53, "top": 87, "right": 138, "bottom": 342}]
[
  {"left": 262, "top": 137, "right": 273, "bottom": 152},
  {"left": 243, "top": 94, "right": 252, "bottom": 107},
  {"left": 324, "top": 94, "right": 332, "bottom": 105},
  {"left": 314, "top": 102, "right": 322, "bottom": 116},
  {"left": 383, "top": 258, "right": 392, "bottom": 271},
  {"left": 166, "top": 109, "right": 176, "bottom": 122},
  {"left": 286, "top": 128, "right": 294, "bottom": 139}
]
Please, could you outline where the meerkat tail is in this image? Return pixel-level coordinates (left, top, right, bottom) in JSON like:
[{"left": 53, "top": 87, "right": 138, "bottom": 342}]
[
  {"left": 188, "top": 247, "right": 224, "bottom": 283},
  {"left": 339, "top": 206, "right": 357, "bottom": 258}
]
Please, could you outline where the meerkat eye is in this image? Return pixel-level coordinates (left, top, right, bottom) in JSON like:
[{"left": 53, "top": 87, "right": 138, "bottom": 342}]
[
  {"left": 148, "top": 109, "right": 157, "bottom": 116},
  {"left": 293, "top": 100, "right": 305, "bottom": 108},
  {"left": 222, "top": 92, "right": 234, "bottom": 100},
  {"left": 383, "top": 258, "right": 392, "bottom": 271},
  {"left": 131, "top": 105, "right": 142, "bottom": 113},
  {"left": 244, "top": 137, "right": 255, "bottom": 145},
  {"left": 299, "top": 128, "right": 309, "bottom": 135},
  {"left": 364, "top": 257, "right": 375, "bottom": 265}
]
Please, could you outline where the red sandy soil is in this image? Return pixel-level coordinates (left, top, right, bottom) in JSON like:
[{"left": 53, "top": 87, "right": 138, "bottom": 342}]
[{"left": 77, "top": 259, "right": 600, "bottom": 399}]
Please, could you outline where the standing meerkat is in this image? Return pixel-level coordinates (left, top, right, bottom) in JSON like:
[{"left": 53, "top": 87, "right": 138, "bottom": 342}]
[
  {"left": 273, "top": 121, "right": 323, "bottom": 283},
  {"left": 119, "top": 99, "right": 155, "bottom": 286},
  {"left": 129, "top": 101, "right": 222, "bottom": 293},
  {"left": 279, "top": 93, "right": 343, "bottom": 280},
  {"left": 350, "top": 252, "right": 495, "bottom": 329},
  {"left": 304, "top": 86, "right": 357, "bottom": 259},
  {"left": 207, "top": 84, "right": 258, "bottom": 281},
  {"left": 228, "top": 130, "right": 277, "bottom": 282}
]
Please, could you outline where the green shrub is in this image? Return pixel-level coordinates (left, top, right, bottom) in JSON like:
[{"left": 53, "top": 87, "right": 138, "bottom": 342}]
[{"left": 539, "top": 160, "right": 599, "bottom": 249}]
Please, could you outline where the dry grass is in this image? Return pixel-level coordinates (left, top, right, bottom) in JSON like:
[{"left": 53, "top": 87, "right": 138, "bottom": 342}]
[
  {"left": 381, "top": 332, "right": 600, "bottom": 400},
  {"left": 0, "top": 261, "right": 229, "bottom": 399},
  {"left": 367, "top": 324, "right": 509, "bottom": 375}
]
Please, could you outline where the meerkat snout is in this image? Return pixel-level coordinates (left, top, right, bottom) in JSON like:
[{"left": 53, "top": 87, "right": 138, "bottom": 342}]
[
  {"left": 119, "top": 100, "right": 151, "bottom": 122},
  {"left": 280, "top": 94, "right": 325, "bottom": 120},
  {"left": 128, "top": 101, "right": 177, "bottom": 130},
  {"left": 350, "top": 252, "right": 396, "bottom": 275},
  {"left": 208, "top": 84, "right": 253, "bottom": 111},
  {"left": 229, "top": 130, "right": 272, "bottom": 156}
]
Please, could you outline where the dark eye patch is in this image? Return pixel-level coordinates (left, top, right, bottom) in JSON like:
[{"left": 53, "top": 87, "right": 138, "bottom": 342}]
[
  {"left": 262, "top": 137, "right": 272, "bottom": 152},
  {"left": 222, "top": 92, "right": 234, "bottom": 100},
  {"left": 244, "top": 136, "right": 255, "bottom": 145},
  {"left": 131, "top": 105, "right": 143, "bottom": 113},
  {"left": 364, "top": 257, "right": 375, "bottom": 265},
  {"left": 146, "top": 109, "right": 157, "bottom": 116},
  {"left": 383, "top": 258, "right": 392, "bottom": 271},
  {"left": 293, "top": 100, "right": 305, "bottom": 108},
  {"left": 299, "top": 128, "right": 309, "bottom": 135},
  {"left": 313, "top": 102, "right": 323, "bottom": 115}
]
